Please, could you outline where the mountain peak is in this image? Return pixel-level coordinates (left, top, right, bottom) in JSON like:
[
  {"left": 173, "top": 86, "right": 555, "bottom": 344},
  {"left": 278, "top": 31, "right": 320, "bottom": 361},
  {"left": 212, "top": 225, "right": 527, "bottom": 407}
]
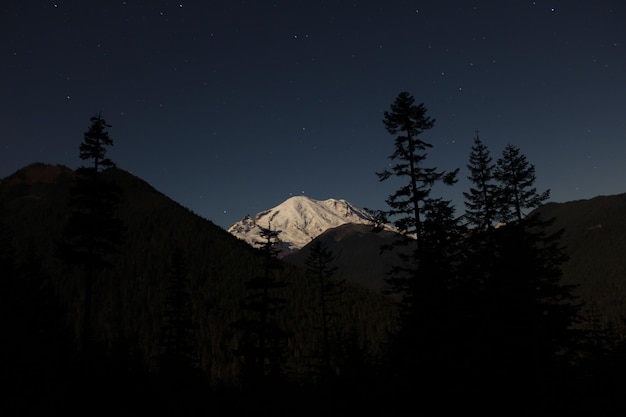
[
  {"left": 2, "top": 163, "right": 74, "bottom": 186},
  {"left": 227, "top": 196, "right": 375, "bottom": 254}
]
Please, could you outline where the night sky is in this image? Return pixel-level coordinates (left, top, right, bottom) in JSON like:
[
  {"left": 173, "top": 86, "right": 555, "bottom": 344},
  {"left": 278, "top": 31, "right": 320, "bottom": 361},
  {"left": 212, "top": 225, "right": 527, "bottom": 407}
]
[{"left": 2, "top": 1, "right": 625, "bottom": 229}]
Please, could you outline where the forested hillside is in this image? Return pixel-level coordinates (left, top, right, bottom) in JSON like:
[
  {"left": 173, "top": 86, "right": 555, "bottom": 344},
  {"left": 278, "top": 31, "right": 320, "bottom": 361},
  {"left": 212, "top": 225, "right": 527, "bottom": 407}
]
[
  {"left": 535, "top": 193, "right": 626, "bottom": 328},
  {"left": 285, "top": 194, "right": 626, "bottom": 332},
  {"left": 0, "top": 163, "right": 396, "bottom": 415}
]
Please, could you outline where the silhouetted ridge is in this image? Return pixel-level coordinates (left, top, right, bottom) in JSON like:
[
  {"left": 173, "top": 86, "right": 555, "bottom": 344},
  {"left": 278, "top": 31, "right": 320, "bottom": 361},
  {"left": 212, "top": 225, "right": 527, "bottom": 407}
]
[
  {"left": 0, "top": 162, "right": 395, "bottom": 415},
  {"left": 533, "top": 192, "right": 626, "bottom": 325},
  {"left": 284, "top": 223, "right": 401, "bottom": 292}
]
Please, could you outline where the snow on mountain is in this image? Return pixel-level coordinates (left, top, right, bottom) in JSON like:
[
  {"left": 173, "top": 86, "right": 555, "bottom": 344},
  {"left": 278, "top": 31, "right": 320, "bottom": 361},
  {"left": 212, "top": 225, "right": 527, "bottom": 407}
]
[{"left": 227, "top": 196, "right": 376, "bottom": 254}]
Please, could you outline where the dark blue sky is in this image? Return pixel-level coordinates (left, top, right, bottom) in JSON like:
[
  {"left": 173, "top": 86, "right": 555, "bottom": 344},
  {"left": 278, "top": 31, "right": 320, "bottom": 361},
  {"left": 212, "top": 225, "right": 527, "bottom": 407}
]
[{"left": 2, "top": 1, "right": 625, "bottom": 228}]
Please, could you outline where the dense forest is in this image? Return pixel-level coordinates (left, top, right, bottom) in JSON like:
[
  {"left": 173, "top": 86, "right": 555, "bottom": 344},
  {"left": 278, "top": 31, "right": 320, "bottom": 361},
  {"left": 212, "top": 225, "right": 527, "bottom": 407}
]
[{"left": 2, "top": 97, "right": 626, "bottom": 416}]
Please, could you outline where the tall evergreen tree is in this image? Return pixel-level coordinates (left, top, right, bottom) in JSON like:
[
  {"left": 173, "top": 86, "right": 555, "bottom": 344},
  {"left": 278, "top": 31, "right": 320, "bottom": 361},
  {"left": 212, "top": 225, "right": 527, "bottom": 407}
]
[
  {"left": 304, "top": 241, "right": 343, "bottom": 378},
  {"left": 463, "top": 132, "right": 497, "bottom": 230},
  {"left": 376, "top": 92, "right": 458, "bottom": 243},
  {"left": 79, "top": 113, "right": 115, "bottom": 173},
  {"left": 234, "top": 223, "right": 290, "bottom": 387},
  {"left": 461, "top": 143, "right": 583, "bottom": 408},
  {"left": 375, "top": 92, "right": 459, "bottom": 301},
  {"left": 58, "top": 113, "right": 125, "bottom": 357},
  {"left": 375, "top": 92, "right": 463, "bottom": 408},
  {"left": 494, "top": 143, "right": 550, "bottom": 223},
  {"left": 482, "top": 219, "right": 581, "bottom": 405}
]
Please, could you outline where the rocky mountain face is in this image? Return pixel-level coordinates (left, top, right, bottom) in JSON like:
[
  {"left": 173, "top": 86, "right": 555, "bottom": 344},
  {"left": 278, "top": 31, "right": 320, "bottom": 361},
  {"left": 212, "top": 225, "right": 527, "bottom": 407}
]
[{"left": 226, "top": 196, "right": 376, "bottom": 255}]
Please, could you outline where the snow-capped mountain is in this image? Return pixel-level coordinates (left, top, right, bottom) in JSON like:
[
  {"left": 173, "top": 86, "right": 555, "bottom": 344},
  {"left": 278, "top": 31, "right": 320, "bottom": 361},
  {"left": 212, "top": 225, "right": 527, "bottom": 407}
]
[{"left": 227, "top": 196, "right": 376, "bottom": 254}]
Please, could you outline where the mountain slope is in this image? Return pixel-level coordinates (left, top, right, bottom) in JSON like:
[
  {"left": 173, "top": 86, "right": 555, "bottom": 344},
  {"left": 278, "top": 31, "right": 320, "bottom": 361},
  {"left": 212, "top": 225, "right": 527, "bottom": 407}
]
[
  {"left": 285, "top": 193, "right": 626, "bottom": 325},
  {"left": 0, "top": 163, "right": 396, "bottom": 390},
  {"left": 534, "top": 193, "right": 626, "bottom": 325},
  {"left": 227, "top": 195, "right": 376, "bottom": 254},
  {"left": 283, "top": 223, "right": 401, "bottom": 292}
]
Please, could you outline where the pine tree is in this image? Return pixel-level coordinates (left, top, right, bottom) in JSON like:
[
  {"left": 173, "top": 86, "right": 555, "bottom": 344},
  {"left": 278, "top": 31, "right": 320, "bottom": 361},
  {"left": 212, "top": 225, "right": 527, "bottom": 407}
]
[
  {"left": 79, "top": 113, "right": 115, "bottom": 174},
  {"left": 375, "top": 92, "right": 459, "bottom": 300},
  {"left": 376, "top": 92, "right": 458, "bottom": 243},
  {"left": 375, "top": 92, "right": 463, "bottom": 406},
  {"left": 463, "top": 132, "right": 498, "bottom": 230},
  {"left": 494, "top": 143, "right": 549, "bottom": 223},
  {"left": 420, "top": 198, "right": 466, "bottom": 290},
  {"left": 234, "top": 223, "right": 290, "bottom": 387},
  {"left": 58, "top": 113, "right": 125, "bottom": 357},
  {"left": 304, "top": 241, "right": 343, "bottom": 378},
  {"left": 483, "top": 219, "right": 581, "bottom": 404},
  {"left": 461, "top": 144, "right": 582, "bottom": 406}
]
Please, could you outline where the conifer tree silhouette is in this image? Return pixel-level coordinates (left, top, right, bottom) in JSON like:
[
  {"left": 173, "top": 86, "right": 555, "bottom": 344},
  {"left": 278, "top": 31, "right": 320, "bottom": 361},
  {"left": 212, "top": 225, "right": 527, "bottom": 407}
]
[
  {"left": 374, "top": 92, "right": 462, "bottom": 407},
  {"left": 463, "top": 132, "right": 498, "bottom": 230},
  {"left": 461, "top": 142, "right": 582, "bottom": 408},
  {"left": 58, "top": 113, "right": 125, "bottom": 359},
  {"left": 494, "top": 143, "right": 550, "bottom": 223},
  {"left": 234, "top": 222, "right": 290, "bottom": 388},
  {"left": 304, "top": 241, "right": 343, "bottom": 379}
]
